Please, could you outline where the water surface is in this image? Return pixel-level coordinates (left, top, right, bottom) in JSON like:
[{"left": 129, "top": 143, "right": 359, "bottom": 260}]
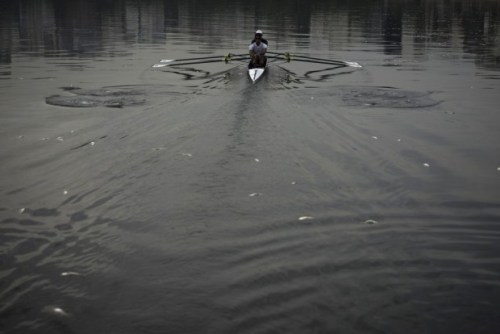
[{"left": 1, "top": 1, "right": 500, "bottom": 333}]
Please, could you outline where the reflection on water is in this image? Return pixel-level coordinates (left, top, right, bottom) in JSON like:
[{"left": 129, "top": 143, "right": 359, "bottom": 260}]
[
  {"left": 1, "top": 1, "right": 500, "bottom": 334},
  {"left": 1, "top": 0, "right": 499, "bottom": 69}
]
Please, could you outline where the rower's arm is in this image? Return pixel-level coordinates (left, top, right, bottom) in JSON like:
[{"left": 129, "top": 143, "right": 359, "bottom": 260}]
[
  {"left": 249, "top": 44, "right": 256, "bottom": 57},
  {"left": 261, "top": 44, "right": 268, "bottom": 55}
]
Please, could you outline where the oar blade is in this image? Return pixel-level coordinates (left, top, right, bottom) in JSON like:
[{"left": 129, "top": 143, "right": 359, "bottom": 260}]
[{"left": 345, "top": 61, "right": 362, "bottom": 68}]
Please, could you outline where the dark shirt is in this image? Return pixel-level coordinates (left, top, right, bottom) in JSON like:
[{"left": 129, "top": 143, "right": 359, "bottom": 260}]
[{"left": 251, "top": 38, "right": 268, "bottom": 46}]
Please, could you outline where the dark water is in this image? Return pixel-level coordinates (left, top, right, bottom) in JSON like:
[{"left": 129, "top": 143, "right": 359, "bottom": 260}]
[{"left": 1, "top": 1, "right": 500, "bottom": 333}]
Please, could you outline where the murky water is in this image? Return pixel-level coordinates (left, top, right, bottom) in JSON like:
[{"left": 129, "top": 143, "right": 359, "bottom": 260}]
[{"left": 1, "top": 1, "right": 500, "bottom": 333}]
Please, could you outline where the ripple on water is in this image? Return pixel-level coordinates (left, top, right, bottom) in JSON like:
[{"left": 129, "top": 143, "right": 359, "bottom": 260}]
[
  {"left": 45, "top": 94, "right": 146, "bottom": 108},
  {"left": 338, "top": 86, "right": 442, "bottom": 108},
  {"left": 202, "top": 207, "right": 500, "bottom": 333}
]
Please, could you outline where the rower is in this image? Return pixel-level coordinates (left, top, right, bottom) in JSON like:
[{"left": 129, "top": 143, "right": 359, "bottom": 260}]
[{"left": 249, "top": 30, "right": 268, "bottom": 69}]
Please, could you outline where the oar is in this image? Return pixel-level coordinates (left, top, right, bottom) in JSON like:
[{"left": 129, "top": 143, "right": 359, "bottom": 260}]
[
  {"left": 153, "top": 55, "right": 249, "bottom": 68},
  {"left": 269, "top": 52, "right": 345, "bottom": 63},
  {"left": 160, "top": 55, "right": 223, "bottom": 63},
  {"left": 153, "top": 59, "right": 229, "bottom": 68},
  {"left": 304, "top": 65, "right": 347, "bottom": 76},
  {"left": 270, "top": 52, "right": 362, "bottom": 67},
  {"left": 160, "top": 53, "right": 248, "bottom": 64},
  {"left": 279, "top": 58, "right": 348, "bottom": 66},
  {"left": 160, "top": 53, "right": 242, "bottom": 62},
  {"left": 153, "top": 59, "right": 223, "bottom": 68},
  {"left": 291, "top": 55, "right": 360, "bottom": 67},
  {"left": 267, "top": 52, "right": 324, "bottom": 61}
]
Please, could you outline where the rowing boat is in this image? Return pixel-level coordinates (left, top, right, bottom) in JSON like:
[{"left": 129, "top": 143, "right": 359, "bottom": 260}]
[
  {"left": 248, "top": 65, "right": 266, "bottom": 83},
  {"left": 152, "top": 52, "right": 361, "bottom": 83}
]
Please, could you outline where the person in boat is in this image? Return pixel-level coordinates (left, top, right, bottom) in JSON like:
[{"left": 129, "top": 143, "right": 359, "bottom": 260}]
[{"left": 249, "top": 30, "right": 268, "bottom": 69}]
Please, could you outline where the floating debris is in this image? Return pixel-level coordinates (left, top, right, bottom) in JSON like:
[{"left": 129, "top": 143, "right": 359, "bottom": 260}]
[
  {"left": 52, "top": 307, "right": 68, "bottom": 316},
  {"left": 371, "top": 136, "right": 378, "bottom": 140},
  {"left": 249, "top": 193, "right": 262, "bottom": 197},
  {"left": 397, "top": 138, "right": 402, "bottom": 142},
  {"left": 19, "top": 208, "right": 26, "bottom": 214},
  {"left": 291, "top": 181, "right": 296, "bottom": 185},
  {"left": 254, "top": 158, "right": 260, "bottom": 163},
  {"left": 43, "top": 306, "right": 69, "bottom": 317},
  {"left": 61, "top": 271, "right": 82, "bottom": 277},
  {"left": 423, "top": 163, "right": 430, "bottom": 167},
  {"left": 497, "top": 167, "right": 500, "bottom": 171},
  {"left": 63, "top": 190, "right": 68, "bottom": 195},
  {"left": 363, "top": 219, "right": 378, "bottom": 225},
  {"left": 90, "top": 141, "right": 95, "bottom": 146},
  {"left": 299, "top": 216, "right": 314, "bottom": 221},
  {"left": 41, "top": 137, "right": 50, "bottom": 141},
  {"left": 57, "top": 137, "right": 64, "bottom": 142}
]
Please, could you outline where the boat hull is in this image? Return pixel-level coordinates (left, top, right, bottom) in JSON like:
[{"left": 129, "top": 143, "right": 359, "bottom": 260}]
[{"left": 248, "top": 67, "right": 266, "bottom": 83}]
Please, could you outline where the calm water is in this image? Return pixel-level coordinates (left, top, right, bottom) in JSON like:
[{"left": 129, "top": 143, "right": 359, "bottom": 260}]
[{"left": 1, "top": 0, "right": 500, "bottom": 333}]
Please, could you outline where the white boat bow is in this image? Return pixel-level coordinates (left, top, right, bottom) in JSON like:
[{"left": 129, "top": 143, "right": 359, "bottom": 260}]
[{"left": 248, "top": 66, "right": 266, "bottom": 83}]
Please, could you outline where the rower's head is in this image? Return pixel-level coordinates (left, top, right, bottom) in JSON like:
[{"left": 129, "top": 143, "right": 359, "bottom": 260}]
[{"left": 255, "top": 30, "right": 263, "bottom": 41}]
